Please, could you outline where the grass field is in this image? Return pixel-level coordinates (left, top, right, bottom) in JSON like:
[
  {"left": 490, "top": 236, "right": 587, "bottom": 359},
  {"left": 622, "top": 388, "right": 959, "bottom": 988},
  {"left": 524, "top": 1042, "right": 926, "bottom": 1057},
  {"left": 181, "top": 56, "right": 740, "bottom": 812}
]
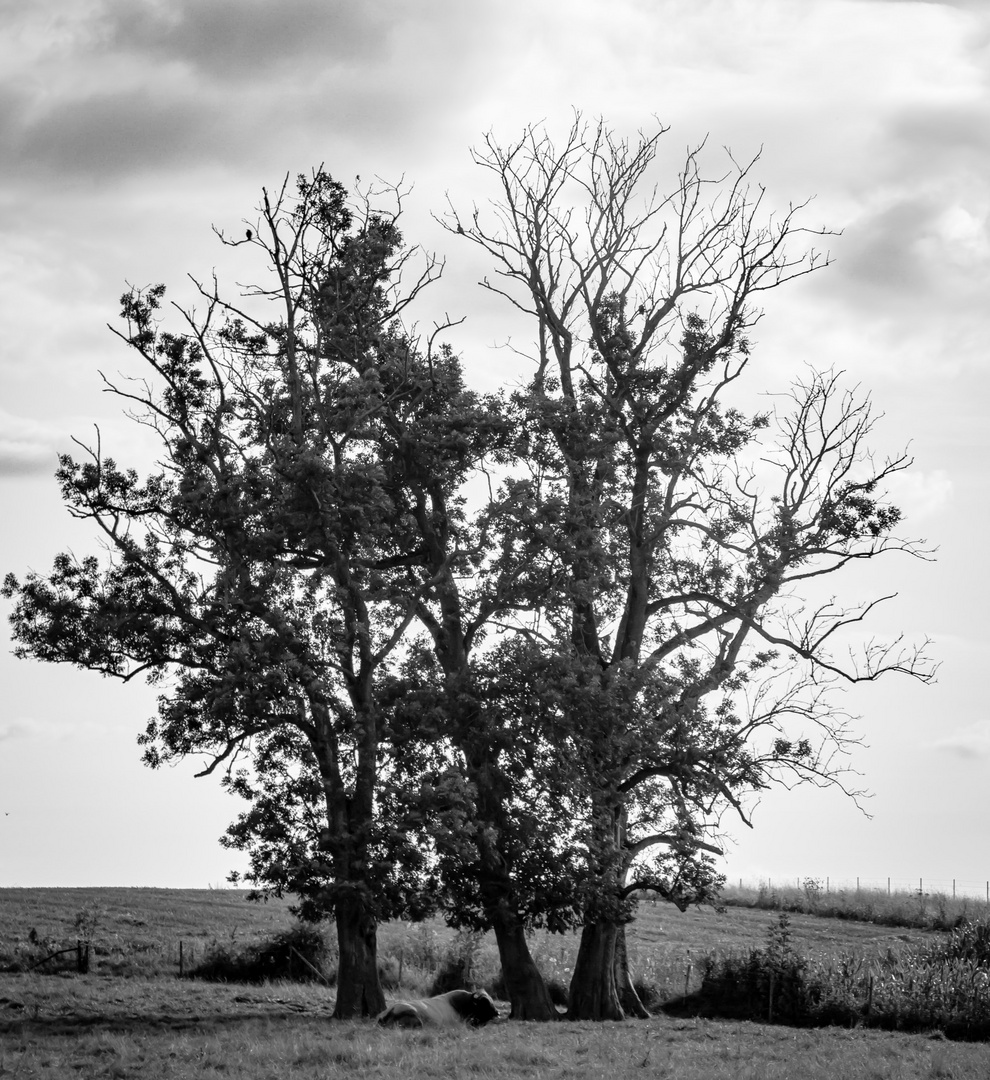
[
  {"left": 1, "top": 887, "right": 987, "bottom": 1078},
  {"left": 721, "top": 881, "right": 990, "bottom": 932}
]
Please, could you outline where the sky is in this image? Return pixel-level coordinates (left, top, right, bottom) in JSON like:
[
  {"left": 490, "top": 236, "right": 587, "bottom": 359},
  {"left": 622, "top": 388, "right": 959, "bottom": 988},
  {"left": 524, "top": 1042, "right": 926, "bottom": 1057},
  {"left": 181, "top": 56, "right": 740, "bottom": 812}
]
[{"left": 0, "top": 0, "right": 988, "bottom": 896}]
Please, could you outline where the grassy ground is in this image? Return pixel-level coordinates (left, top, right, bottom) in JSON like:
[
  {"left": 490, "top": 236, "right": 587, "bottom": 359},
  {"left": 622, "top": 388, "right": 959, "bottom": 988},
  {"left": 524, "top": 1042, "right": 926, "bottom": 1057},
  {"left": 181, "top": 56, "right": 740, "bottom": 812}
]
[
  {"left": 0, "top": 887, "right": 295, "bottom": 976},
  {"left": 0, "top": 888, "right": 982, "bottom": 1078},
  {"left": 1, "top": 975, "right": 987, "bottom": 1079}
]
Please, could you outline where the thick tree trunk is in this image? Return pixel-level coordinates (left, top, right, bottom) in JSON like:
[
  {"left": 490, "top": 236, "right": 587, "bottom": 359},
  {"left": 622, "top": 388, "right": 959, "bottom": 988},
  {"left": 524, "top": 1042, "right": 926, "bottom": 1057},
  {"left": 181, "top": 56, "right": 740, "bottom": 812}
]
[
  {"left": 567, "top": 919, "right": 626, "bottom": 1021},
  {"left": 614, "top": 923, "right": 650, "bottom": 1018},
  {"left": 332, "top": 891, "right": 385, "bottom": 1019},
  {"left": 492, "top": 910, "right": 559, "bottom": 1020}
]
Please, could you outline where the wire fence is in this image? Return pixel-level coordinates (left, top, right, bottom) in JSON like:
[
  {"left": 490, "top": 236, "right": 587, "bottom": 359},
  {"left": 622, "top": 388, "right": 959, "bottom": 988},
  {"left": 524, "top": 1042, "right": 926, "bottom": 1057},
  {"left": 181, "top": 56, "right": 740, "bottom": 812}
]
[{"left": 733, "top": 877, "right": 990, "bottom": 901}]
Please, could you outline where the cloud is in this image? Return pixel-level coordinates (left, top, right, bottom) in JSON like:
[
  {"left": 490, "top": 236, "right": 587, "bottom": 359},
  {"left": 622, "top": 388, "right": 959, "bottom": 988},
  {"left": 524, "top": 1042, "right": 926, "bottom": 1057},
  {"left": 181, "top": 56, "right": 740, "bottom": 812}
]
[
  {"left": 0, "top": 718, "right": 33, "bottom": 742},
  {"left": 7, "top": 88, "right": 231, "bottom": 180},
  {"left": 0, "top": 411, "right": 66, "bottom": 477},
  {"left": 886, "top": 469, "right": 954, "bottom": 521},
  {"left": 103, "top": 0, "right": 396, "bottom": 80},
  {"left": 931, "top": 720, "right": 990, "bottom": 760},
  {"left": 0, "top": 0, "right": 507, "bottom": 186}
]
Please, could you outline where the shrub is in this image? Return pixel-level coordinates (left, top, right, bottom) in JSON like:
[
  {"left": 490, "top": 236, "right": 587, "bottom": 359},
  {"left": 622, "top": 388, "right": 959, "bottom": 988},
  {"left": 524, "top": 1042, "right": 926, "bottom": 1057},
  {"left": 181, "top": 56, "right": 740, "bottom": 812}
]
[
  {"left": 428, "top": 930, "right": 491, "bottom": 995},
  {"left": 922, "top": 916, "right": 990, "bottom": 967},
  {"left": 189, "top": 922, "right": 335, "bottom": 984},
  {"left": 669, "top": 912, "right": 990, "bottom": 1039},
  {"left": 693, "top": 913, "right": 811, "bottom": 1024},
  {"left": 632, "top": 977, "right": 664, "bottom": 1014}
]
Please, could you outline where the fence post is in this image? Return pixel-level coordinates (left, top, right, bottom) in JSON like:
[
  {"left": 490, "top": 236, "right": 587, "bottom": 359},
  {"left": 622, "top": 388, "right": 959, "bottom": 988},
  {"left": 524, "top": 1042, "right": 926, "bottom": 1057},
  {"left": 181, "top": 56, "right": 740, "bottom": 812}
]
[
  {"left": 887, "top": 877, "right": 890, "bottom": 896},
  {"left": 179, "top": 940, "right": 184, "bottom": 978}
]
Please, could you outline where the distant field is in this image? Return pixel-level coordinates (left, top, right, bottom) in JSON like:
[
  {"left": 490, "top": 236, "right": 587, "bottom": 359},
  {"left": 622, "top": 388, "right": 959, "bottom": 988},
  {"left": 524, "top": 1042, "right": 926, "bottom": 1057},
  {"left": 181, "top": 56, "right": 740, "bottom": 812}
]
[
  {"left": 0, "top": 887, "right": 296, "bottom": 977},
  {"left": 0, "top": 885, "right": 939, "bottom": 984},
  {"left": 721, "top": 881, "right": 990, "bottom": 932},
  {"left": 1, "top": 887, "right": 987, "bottom": 1079}
]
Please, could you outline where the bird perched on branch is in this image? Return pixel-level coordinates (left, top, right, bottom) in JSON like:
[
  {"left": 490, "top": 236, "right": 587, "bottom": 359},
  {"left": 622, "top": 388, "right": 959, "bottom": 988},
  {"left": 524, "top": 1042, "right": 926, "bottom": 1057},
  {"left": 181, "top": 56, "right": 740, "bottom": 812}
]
[{"left": 246, "top": 229, "right": 253, "bottom": 241}]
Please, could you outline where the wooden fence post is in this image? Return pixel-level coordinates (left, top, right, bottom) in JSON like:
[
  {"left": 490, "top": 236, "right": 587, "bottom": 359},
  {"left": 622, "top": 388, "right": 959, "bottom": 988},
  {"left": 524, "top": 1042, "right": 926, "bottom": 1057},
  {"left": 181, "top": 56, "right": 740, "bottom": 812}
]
[{"left": 179, "top": 940, "right": 184, "bottom": 978}]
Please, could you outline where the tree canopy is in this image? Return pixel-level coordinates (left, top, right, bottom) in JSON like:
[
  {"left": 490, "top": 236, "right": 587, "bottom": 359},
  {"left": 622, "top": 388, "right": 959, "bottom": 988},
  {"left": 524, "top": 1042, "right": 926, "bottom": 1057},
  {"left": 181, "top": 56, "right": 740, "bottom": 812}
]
[{"left": 3, "top": 119, "right": 934, "bottom": 1022}]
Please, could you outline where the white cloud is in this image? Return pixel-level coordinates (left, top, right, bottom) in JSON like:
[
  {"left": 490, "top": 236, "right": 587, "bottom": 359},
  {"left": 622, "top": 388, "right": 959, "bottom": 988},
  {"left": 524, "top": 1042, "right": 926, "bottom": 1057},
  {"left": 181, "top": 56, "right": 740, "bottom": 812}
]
[
  {"left": 0, "top": 410, "right": 65, "bottom": 477},
  {"left": 0, "top": 718, "right": 33, "bottom": 741},
  {"left": 886, "top": 469, "right": 954, "bottom": 521},
  {"left": 931, "top": 720, "right": 990, "bottom": 759}
]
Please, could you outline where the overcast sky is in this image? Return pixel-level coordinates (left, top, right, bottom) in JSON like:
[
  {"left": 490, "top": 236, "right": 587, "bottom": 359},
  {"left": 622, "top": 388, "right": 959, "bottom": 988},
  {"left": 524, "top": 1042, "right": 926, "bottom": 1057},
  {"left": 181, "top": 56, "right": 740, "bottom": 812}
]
[{"left": 1, "top": 0, "right": 988, "bottom": 896}]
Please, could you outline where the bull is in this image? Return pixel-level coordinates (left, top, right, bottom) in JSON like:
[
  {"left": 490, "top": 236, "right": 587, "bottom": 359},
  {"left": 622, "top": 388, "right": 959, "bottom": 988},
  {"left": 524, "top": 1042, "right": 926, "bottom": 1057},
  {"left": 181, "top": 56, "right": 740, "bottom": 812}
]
[{"left": 377, "top": 989, "right": 500, "bottom": 1028}]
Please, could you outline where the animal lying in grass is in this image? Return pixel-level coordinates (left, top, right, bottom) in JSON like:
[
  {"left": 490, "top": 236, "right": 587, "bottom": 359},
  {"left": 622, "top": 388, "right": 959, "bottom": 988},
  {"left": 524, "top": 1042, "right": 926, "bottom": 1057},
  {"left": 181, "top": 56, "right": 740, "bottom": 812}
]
[{"left": 377, "top": 989, "right": 500, "bottom": 1028}]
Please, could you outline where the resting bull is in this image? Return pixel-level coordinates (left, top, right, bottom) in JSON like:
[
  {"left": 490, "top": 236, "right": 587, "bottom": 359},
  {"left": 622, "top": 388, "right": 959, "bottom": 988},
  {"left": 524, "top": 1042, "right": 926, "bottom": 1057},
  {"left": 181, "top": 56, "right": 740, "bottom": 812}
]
[{"left": 377, "top": 989, "right": 500, "bottom": 1028}]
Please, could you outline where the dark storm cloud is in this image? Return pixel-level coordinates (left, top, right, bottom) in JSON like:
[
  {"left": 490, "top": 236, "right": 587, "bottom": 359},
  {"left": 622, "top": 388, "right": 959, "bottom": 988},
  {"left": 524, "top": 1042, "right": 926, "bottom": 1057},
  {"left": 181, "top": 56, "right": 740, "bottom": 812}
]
[
  {"left": 838, "top": 196, "right": 938, "bottom": 298},
  {"left": 0, "top": 0, "right": 500, "bottom": 184},
  {"left": 103, "top": 0, "right": 396, "bottom": 81},
  {"left": 6, "top": 88, "right": 229, "bottom": 180}
]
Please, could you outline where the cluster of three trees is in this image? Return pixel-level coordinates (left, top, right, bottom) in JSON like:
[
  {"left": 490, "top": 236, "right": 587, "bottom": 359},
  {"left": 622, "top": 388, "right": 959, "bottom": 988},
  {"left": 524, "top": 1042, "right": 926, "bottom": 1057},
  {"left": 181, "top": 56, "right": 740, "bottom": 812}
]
[{"left": 3, "top": 119, "right": 932, "bottom": 1020}]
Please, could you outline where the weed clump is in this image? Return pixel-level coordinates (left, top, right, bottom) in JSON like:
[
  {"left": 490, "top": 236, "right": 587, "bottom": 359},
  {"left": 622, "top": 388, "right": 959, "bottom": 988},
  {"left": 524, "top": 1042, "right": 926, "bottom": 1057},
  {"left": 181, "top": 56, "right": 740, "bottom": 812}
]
[
  {"left": 670, "top": 913, "right": 990, "bottom": 1040},
  {"left": 189, "top": 922, "right": 335, "bottom": 984}
]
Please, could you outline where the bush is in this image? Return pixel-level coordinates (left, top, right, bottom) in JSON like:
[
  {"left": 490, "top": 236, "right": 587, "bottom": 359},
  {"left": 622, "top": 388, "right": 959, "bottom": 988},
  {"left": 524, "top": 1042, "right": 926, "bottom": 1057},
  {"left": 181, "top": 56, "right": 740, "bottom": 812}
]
[
  {"left": 428, "top": 930, "right": 489, "bottom": 995},
  {"left": 668, "top": 912, "right": 990, "bottom": 1039},
  {"left": 922, "top": 916, "right": 990, "bottom": 967},
  {"left": 189, "top": 922, "right": 335, "bottom": 984},
  {"left": 632, "top": 978, "right": 664, "bottom": 1014}
]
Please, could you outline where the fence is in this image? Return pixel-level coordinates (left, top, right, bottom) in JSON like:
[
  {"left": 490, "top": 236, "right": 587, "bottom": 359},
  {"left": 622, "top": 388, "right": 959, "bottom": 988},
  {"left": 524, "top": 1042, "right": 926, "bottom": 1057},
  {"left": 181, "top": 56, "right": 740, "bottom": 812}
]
[{"left": 735, "top": 877, "right": 990, "bottom": 901}]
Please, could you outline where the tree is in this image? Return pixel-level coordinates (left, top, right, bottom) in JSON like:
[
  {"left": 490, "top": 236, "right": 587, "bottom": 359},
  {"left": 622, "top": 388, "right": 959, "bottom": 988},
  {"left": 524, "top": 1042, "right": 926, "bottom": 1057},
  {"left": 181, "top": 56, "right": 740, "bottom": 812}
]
[
  {"left": 2, "top": 171, "right": 495, "bottom": 1017},
  {"left": 386, "top": 637, "right": 584, "bottom": 1019},
  {"left": 444, "top": 116, "right": 935, "bottom": 1020}
]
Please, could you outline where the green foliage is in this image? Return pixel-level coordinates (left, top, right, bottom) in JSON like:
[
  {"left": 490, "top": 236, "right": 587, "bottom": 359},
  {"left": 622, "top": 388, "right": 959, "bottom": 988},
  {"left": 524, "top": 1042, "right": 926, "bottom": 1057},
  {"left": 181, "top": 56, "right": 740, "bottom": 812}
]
[
  {"left": 682, "top": 913, "right": 990, "bottom": 1039},
  {"left": 428, "top": 929, "right": 488, "bottom": 995},
  {"left": 3, "top": 127, "right": 935, "bottom": 1019},
  {"left": 189, "top": 922, "right": 336, "bottom": 985}
]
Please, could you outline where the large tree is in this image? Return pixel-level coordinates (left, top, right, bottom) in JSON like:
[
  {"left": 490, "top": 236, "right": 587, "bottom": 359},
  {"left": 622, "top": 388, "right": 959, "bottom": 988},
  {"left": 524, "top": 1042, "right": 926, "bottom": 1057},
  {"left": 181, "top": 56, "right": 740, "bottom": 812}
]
[
  {"left": 444, "top": 117, "right": 935, "bottom": 1020},
  {"left": 2, "top": 171, "right": 501, "bottom": 1017}
]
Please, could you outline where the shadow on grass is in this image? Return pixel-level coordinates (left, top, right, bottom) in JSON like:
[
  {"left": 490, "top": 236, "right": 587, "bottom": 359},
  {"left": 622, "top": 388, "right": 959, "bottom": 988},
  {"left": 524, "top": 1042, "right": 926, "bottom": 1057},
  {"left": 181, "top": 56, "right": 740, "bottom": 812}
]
[{"left": 0, "top": 1002, "right": 334, "bottom": 1040}]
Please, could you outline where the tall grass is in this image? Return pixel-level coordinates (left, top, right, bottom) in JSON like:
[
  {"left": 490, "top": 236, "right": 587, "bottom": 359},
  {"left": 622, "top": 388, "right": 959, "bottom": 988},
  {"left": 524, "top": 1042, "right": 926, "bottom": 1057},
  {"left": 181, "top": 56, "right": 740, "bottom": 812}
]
[
  {"left": 721, "top": 880, "right": 990, "bottom": 932},
  {"left": 682, "top": 911, "right": 990, "bottom": 1039}
]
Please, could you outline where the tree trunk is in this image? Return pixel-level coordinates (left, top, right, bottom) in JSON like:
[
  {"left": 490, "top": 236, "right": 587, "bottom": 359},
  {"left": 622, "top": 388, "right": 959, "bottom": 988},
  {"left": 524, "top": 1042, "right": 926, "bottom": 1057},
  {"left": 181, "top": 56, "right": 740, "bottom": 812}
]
[
  {"left": 614, "top": 923, "right": 650, "bottom": 1018},
  {"left": 491, "top": 910, "right": 559, "bottom": 1020},
  {"left": 567, "top": 919, "right": 626, "bottom": 1020},
  {"left": 332, "top": 891, "right": 385, "bottom": 1019}
]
